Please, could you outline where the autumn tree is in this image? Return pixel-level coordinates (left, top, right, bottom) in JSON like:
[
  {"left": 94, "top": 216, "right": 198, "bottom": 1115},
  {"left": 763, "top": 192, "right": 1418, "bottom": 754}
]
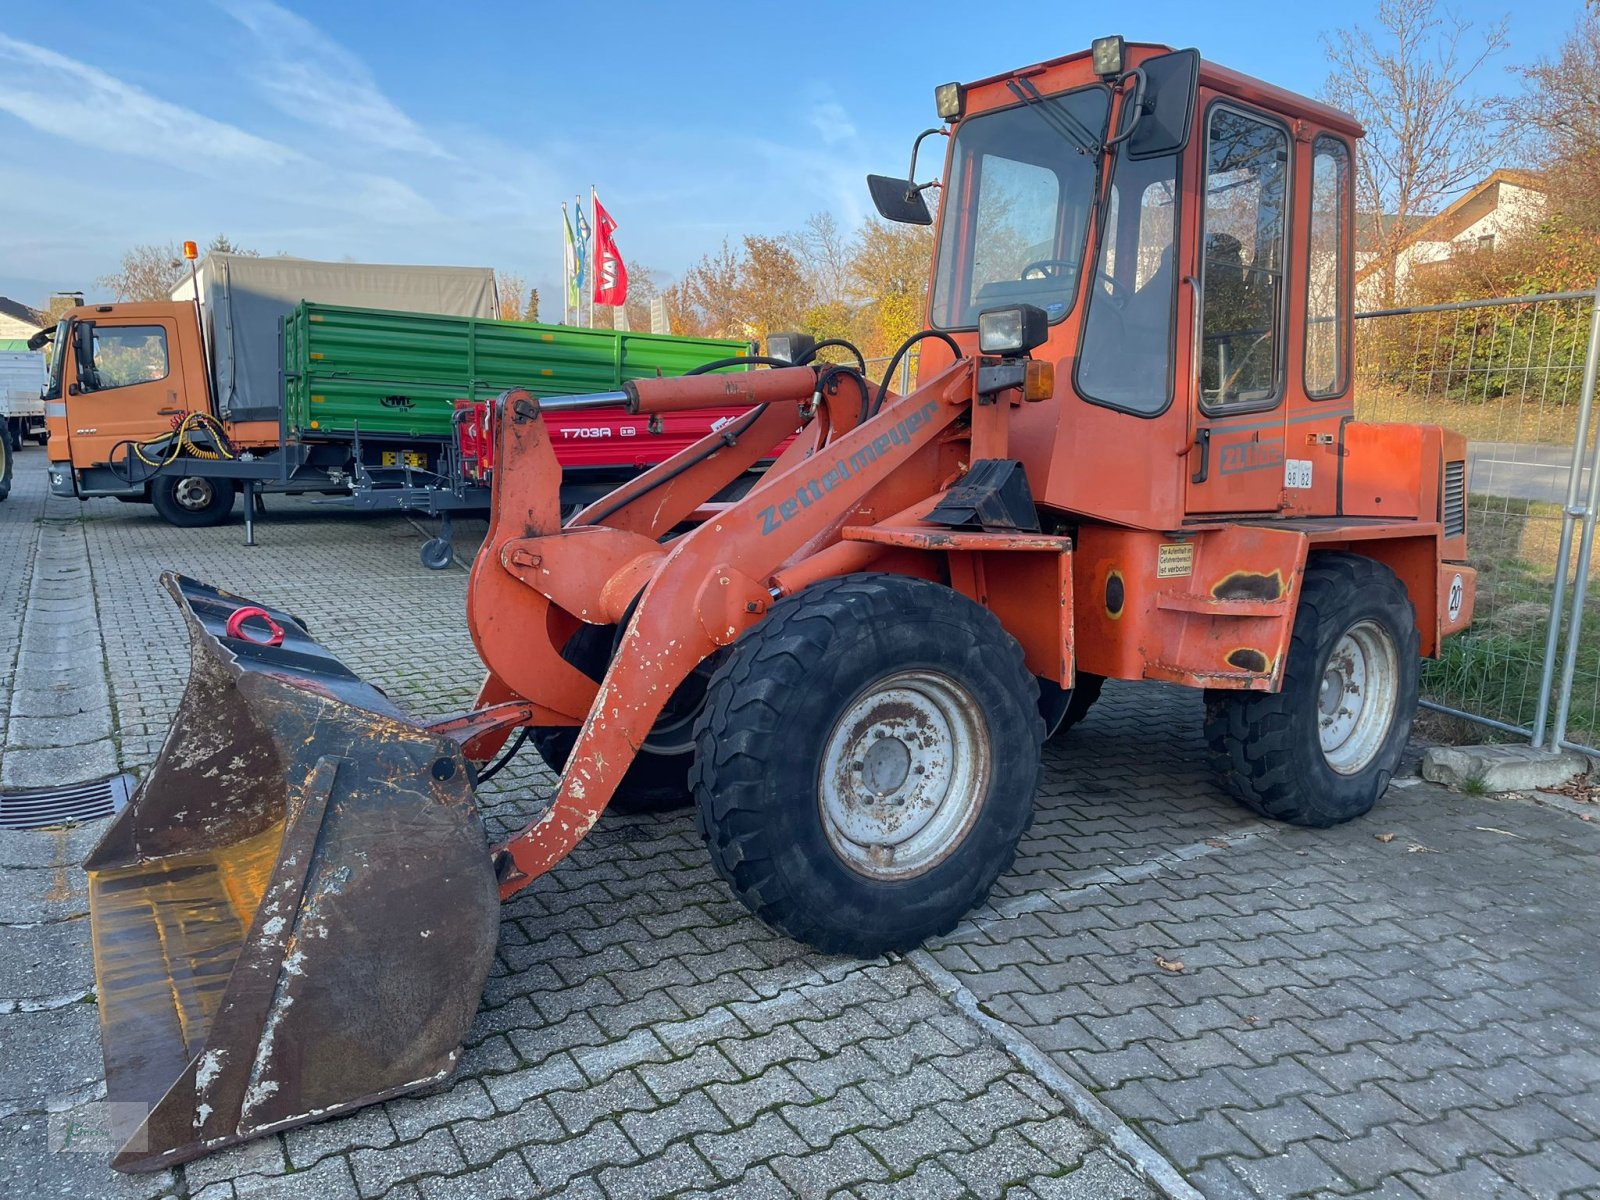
[
  {"left": 1508, "top": 9, "right": 1600, "bottom": 231},
  {"left": 97, "top": 234, "right": 258, "bottom": 301},
  {"left": 1322, "top": 0, "right": 1509, "bottom": 304},
  {"left": 846, "top": 220, "right": 934, "bottom": 357},
  {"left": 496, "top": 272, "right": 528, "bottom": 320},
  {"left": 663, "top": 238, "right": 813, "bottom": 342}
]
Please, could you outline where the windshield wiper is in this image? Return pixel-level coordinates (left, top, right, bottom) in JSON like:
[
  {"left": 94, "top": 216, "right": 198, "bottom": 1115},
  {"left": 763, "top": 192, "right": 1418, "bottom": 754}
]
[{"left": 1006, "top": 78, "right": 1102, "bottom": 156}]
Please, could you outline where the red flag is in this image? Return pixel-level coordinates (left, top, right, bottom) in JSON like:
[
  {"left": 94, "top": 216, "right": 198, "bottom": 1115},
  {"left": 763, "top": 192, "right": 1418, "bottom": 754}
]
[{"left": 592, "top": 191, "right": 628, "bottom": 307}]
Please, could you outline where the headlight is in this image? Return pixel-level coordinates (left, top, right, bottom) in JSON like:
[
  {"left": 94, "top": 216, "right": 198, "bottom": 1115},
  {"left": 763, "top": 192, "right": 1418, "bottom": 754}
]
[
  {"left": 1092, "top": 35, "right": 1125, "bottom": 77},
  {"left": 766, "top": 332, "right": 815, "bottom": 365},
  {"left": 935, "top": 82, "right": 964, "bottom": 121},
  {"left": 978, "top": 305, "right": 1048, "bottom": 357}
]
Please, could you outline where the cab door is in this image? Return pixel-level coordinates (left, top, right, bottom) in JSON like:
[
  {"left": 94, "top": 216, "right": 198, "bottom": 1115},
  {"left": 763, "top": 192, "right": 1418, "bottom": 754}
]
[
  {"left": 66, "top": 318, "right": 187, "bottom": 469},
  {"left": 1186, "top": 101, "right": 1294, "bottom": 515}
]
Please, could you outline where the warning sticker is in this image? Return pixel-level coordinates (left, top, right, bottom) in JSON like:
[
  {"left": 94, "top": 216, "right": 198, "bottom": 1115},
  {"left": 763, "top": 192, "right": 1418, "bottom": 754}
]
[{"left": 1157, "top": 543, "right": 1194, "bottom": 578}]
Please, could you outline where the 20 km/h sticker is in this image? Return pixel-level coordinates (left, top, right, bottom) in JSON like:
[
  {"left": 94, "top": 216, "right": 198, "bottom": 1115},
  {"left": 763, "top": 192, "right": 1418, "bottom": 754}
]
[{"left": 1157, "top": 543, "right": 1194, "bottom": 578}]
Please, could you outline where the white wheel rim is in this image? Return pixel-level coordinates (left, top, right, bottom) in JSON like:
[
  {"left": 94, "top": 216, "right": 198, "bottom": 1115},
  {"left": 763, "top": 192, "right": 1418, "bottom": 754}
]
[
  {"left": 1318, "top": 619, "right": 1399, "bottom": 775},
  {"left": 818, "top": 669, "right": 990, "bottom": 880},
  {"left": 174, "top": 477, "right": 214, "bottom": 510}
]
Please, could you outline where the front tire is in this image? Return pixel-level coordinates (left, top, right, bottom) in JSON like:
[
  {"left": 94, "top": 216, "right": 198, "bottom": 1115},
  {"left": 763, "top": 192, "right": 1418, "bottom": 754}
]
[
  {"left": 1204, "top": 553, "right": 1419, "bottom": 827},
  {"left": 151, "top": 475, "right": 235, "bottom": 527},
  {"left": 690, "top": 573, "right": 1043, "bottom": 955}
]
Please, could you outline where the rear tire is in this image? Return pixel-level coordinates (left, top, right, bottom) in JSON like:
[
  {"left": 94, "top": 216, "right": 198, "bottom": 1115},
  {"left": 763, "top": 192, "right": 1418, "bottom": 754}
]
[
  {"left": 531, "top": 623, "right": 714, "bottom": 814},
  {"left": 151, "top": 475, "right": 235, "bottom": 527},
  {"left": 1204, "top": 553, "right": 1419, "bottom": 827},
  {"left": 690, "top": 573, "right": 1043, "bottom": 955},
  {"left": 0, "top": 436, "right": 11, "bottom": 501}
]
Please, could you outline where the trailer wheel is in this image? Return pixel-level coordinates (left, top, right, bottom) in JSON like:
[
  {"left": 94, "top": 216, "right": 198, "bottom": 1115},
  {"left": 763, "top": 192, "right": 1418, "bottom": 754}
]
[
  {"left": 530, "top": 623, "right": 715, "bottom": 814},
  {"left": 7, "top": 420, "right": 20, "bottom": 452},
  {"left": 1204, "top": 553, "right": 1419, "bottom": 827},
  {"left": 151, "top": 475, "right": 235, "bottom": 527},
  {"left": 419, "top": 538, "right": 453, "bottom": 570},
  {"left": 690, "top": 573, "right": 1043, "bottom": 955}
]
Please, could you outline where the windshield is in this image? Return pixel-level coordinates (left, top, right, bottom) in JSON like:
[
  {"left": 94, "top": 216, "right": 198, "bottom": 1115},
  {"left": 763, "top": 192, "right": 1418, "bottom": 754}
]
[
  {"left": 42, "top": 320, "right": 67, "bottom": 401},
  {"left": 930, "top": 86, "right": 1111, "bottom": 329}
]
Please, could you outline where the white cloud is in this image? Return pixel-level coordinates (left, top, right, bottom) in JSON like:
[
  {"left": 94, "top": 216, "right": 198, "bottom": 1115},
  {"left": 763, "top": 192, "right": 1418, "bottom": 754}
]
[
  {"left": 215, "top": 0, "right": 450, "bottom": 159},
  {"left": 0, "top": 33, "right": 298, "bottom": 172}
]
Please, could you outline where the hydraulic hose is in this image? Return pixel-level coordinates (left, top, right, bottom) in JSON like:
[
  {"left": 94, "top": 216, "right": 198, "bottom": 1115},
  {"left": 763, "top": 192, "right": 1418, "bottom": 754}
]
[
  {"left": 870, "top": 330, "right": 963, "bottom": 416},
  {"left": 109, "top": 412, "right": 238, "bottom": 485}
]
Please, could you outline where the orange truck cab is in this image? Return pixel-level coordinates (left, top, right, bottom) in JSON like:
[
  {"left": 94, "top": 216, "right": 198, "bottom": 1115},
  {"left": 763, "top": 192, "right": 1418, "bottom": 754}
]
[{"left": 40, "top": 300, "right": 265, "bottom": 503}]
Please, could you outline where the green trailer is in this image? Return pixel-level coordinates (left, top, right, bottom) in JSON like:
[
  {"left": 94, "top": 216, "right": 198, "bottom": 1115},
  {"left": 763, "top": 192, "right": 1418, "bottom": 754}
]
[{"left": 282, "top": 303, "right": 746, "bottom": 440}]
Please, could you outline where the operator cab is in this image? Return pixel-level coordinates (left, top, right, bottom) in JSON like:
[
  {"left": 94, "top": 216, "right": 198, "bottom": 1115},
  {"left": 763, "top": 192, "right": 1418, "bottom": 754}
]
[{"left": 871, "top": 37, "right": 1361, "bottom": 530}]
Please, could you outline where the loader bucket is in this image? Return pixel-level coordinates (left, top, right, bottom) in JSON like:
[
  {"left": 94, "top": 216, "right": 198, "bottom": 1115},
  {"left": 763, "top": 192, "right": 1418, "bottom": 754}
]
[{"left": 83, "top": 574, "right": 499, "bottom": 1172}]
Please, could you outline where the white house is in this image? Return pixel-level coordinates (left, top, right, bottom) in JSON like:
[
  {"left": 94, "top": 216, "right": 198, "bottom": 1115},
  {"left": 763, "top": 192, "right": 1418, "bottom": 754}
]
[
  {"left": 1356, "top": 170, "right": 1547, "bottom": 306},
  {"left": 0, "top": 297, "right": 46, "bottom": 341}
]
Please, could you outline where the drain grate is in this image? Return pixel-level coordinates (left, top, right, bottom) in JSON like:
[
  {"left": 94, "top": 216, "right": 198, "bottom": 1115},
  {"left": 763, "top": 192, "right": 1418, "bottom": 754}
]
[{"left": 0, "top": 773, "right": 134, "bottom": 830}]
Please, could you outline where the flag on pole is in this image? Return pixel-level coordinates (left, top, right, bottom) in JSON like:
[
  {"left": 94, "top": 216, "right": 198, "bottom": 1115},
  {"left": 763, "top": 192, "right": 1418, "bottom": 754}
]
[
  {"left": 592, "top": 189, "right": 629, "bottom": 307},
  {"left": 561, "top": 204, "right": 579, "bottom": 318},
  {"left": 574, "top": 197, "right": 591, "bottom": 292}
]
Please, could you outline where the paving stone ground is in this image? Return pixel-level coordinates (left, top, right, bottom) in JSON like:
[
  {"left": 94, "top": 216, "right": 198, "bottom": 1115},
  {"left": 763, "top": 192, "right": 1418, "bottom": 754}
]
[{"left": 1, "top": 463, "right": 1598, "bottom": 1199}]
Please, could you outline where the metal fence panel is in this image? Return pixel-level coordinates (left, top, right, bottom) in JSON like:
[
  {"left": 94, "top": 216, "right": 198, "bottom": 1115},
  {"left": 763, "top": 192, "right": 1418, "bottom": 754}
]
[{"left": 1353, "top": 288, "right": 1600, "bottom": 746}]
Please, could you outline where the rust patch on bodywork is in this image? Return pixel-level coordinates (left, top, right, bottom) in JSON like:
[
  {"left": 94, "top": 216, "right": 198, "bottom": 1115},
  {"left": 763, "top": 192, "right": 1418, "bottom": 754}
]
[
  {"left": 1226, "top": 648, "right": 1270, "bottom": 673},
  {"left": 1212, "top": 571, "right": 1283, "bottom": 602}
]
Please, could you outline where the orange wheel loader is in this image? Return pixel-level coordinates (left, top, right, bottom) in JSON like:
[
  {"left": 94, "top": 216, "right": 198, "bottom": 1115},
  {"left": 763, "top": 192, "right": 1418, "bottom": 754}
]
[{"left": 85, "top": 37, "right": 1476, "bottom": 1171}]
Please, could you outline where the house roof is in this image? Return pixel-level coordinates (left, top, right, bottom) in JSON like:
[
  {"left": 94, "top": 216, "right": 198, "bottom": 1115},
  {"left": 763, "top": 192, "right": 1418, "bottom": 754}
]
[
  {"left": 1355, "top": 169, "right": 1549, "bottom": 283},
  {"left": 0, "top": 297, "right": 45, "bottom": 329},
  {"left": 1356, "top": 212, "right": 1431, "bottom": 256}
]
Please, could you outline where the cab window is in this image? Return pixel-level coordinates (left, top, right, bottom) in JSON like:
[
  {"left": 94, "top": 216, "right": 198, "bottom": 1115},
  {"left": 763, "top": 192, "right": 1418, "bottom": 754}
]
[
  {"left": 1199, "top": 107, "right": 1289, "bottom": 411},
  {"left": 1075, "top": 148, "right": 1180, "bottom": 414},
  {"left": 82, "top": 325, "right": 169, "bottom": 391},
  {"left": 930, "top": 87, "right": 1111, "bottom": 328},
  {"left": 1305, "top": 135, "right": 1350, "bottom": 398}
]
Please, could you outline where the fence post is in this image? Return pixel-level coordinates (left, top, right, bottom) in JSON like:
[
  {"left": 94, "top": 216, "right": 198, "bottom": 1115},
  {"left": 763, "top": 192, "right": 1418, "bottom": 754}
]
[{"left": 1543, "top": 278, "right": 1600, "bottom": 748}]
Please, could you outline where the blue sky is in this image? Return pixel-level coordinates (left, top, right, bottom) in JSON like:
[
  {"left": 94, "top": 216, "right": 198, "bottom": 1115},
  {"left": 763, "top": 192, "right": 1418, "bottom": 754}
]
[{"left": 0, "top": 0, "right": 1582, "bottom": 311}]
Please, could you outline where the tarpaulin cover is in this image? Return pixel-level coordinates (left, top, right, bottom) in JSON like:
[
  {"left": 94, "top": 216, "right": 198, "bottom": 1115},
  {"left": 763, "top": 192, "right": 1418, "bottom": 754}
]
[{"left": 174, "top": 255, "right": 496, "bottom": 423}]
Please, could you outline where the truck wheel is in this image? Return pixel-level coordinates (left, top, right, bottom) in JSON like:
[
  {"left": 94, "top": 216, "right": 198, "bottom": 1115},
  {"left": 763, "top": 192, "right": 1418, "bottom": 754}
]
[
  {"left": 151, "top": 475, "right": 235, "bottom": 527},
  {"left": 8, "top": 420, "right": 20, "bottom": 453},
  {"left": 531, "top": 623, "right": 715, "bottom": 814},
  {"left": 690, "top": 573, "right": 1043, "bottom": 955},
  {"left": 0, "top": 437, "right": 11, "bottom": 501},
  {"left": 1204, "top": 553, "right": 1419, "bottom": 827}
]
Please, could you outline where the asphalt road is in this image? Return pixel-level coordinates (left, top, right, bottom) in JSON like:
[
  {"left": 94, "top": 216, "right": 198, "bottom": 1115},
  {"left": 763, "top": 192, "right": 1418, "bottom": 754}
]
[{"left": 1467, "top": 440, "right": 1588, "bottom": 505}]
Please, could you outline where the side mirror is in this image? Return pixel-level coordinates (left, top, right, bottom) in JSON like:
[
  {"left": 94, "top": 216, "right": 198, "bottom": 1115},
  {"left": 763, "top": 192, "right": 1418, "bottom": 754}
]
[
  {"left": 26, "top": 329, "right": 52, "bottom": 351},
  {"left": 1126, "top": 48, "right": 1200, "bottom": 159},
  {"left": 72, "top": 319, "right": 99, "bottom": 392},
  {"left": 867, "top": 175, "right": 933, "bottom": 226}
]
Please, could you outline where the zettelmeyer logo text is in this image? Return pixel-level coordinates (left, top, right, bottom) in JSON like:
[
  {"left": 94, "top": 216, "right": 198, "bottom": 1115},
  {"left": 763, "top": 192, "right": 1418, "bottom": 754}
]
[{"left": 758, "top": 401, "right": 939, "bottom": 536}]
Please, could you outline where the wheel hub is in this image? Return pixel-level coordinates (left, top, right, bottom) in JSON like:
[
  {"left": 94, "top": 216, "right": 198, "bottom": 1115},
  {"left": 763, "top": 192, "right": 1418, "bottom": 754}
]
[
  {"left": 174, "top": 477, "right": 214, "bottom": 510},
  {"left": 818, "top": 670, "right": 990, "bottom": 880},
  {"left": 1318, "top": 619, "right": 1400, "bottom": 775}
]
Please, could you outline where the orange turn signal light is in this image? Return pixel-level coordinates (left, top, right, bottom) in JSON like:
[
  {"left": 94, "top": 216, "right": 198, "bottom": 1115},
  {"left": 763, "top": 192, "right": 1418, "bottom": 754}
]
[
  {"left": 182, "top": 240, "right": 198, "bottom": 260},
  {"left": 1023, "top": 359, "right": 1054, "bottom": 401}
]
